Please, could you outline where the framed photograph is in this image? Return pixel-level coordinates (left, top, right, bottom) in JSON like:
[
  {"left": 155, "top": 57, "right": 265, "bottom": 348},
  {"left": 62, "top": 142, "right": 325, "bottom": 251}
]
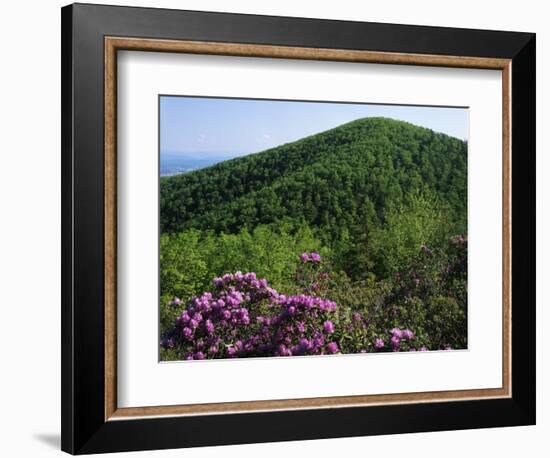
[{"left": 61, "top": 3, "right": 536, "bottom": 454}]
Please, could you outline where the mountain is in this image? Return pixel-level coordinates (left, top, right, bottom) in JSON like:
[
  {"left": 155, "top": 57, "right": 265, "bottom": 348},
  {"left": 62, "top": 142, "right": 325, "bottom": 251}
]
[{"left": 160, "top": 117, "right": 467, "bottom": 239}]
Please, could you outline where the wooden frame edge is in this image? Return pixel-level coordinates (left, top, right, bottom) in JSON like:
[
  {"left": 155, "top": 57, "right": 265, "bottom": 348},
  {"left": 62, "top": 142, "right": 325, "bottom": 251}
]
[
  {"left": 502, "top": 61, "right": 512, "bottom": 400},
  {"left": 106, "top": 36, "right": 511, "bottom": 69},
  {"left": 104, "top": 36, "right": 512, "bottom": 421},
  {"left": 105, "top": 38, "right": 118, "bottom": 420},
  {"left": 109, "top": 388, "right": 510, "bottom": 420}
]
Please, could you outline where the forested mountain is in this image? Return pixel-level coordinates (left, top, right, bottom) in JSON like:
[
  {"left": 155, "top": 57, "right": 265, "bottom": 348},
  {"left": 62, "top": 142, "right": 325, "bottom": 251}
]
[{"left": 160, "top": 117, "right": 467, "bottom": 241}]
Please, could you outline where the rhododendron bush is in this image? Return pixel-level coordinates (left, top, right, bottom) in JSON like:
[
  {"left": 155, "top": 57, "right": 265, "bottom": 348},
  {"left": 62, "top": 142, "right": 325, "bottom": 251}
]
[{"left": 161, "top": 236, "right": 467, "bottom": 360}]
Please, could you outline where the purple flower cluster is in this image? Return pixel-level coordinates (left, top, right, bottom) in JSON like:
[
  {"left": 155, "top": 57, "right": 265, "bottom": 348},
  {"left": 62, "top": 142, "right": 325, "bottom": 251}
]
[
  {"left": 162, "top": 272, "right": 340, "bottom": 359},
  {"left": 372, "top": 327, "right": 416, "bottom": 352},
  {"left": 168, "top": 297, "right": 183, "bottom": 307},
  {"left": 300, "top": 251, "right": 321, "bottom": 263},
  {"left": 161, "top": 272, "right": 278, "bottom": 360},
  {"left": 269, "top": 294, "right": 339, "bottom": 356},
  {"left": 295, "top": 251, "right": 331, "bottom": 297}
]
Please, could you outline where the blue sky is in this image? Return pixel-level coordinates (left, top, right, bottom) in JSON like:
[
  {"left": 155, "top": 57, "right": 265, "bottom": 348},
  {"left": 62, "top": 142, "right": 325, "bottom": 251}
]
[{"left": 160, "top": 96, "right": 468, "bottom": 158}]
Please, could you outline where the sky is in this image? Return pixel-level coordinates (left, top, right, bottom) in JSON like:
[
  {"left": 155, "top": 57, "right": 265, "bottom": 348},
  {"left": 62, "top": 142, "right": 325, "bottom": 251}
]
[{"left": 160, "top": 96, "right": 468, "bottom": 159}]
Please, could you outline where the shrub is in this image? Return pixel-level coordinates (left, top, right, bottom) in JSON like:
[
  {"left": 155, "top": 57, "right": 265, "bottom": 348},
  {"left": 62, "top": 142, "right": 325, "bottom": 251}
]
[
  {"left": 161, "top": 240, "right": 468, "bottom": 360},
  {"left": 161, "top": 269, "right": 340, "bottom": 360}
]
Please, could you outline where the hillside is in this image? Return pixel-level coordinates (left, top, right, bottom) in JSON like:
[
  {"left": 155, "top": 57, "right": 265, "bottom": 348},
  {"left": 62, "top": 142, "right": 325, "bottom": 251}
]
[{"left": 160, "top": 117, "right": 467, "bottom": 240}]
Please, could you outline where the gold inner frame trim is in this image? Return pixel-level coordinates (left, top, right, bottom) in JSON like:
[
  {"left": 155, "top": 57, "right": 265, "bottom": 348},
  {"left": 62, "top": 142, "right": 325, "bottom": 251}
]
[{"left": 104, "top": 36, "right": 512, "bottom": 421}]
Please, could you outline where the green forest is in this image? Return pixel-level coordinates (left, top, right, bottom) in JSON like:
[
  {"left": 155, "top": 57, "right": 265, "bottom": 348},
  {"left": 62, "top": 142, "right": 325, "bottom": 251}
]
[{"left": 160, "top": 117, "right": 468, "bottom": 360}]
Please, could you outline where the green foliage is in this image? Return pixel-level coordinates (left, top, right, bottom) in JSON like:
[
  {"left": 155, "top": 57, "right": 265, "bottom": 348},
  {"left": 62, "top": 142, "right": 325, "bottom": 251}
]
[
  {"left": 372, "top": 236, "right": 467, "bottom": 349},
  {"left": 159, "top": 224, "right": 330, "bottom": 330},
  {"left": 161, "top": 239, "right": 468, "bottom": 358},
  {"left": 367, "top": 188, "right": 453, "bottom": 276}
]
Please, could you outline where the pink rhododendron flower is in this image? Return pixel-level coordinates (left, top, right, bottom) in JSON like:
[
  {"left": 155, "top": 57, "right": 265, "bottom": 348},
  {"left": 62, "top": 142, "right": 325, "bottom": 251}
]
[
  {"left": 323, "top": 320, "right": 335, "bottom": 334},
  {"left": 310, "top": 252, "right": 321, "bottom": 262}
]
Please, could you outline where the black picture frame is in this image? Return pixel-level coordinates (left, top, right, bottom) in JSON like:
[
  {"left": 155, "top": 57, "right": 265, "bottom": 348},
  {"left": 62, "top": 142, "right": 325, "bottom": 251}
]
[{"left": 61, "top": 3, "right": 536, "bottom": 454}]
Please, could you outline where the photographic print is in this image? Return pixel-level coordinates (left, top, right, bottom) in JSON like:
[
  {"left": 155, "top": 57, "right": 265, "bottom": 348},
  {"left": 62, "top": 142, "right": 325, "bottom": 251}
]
[
  {"left": 159, "top": 96, "right": 468, "bottom": 361},
  {"left": 62, "top": 8, "right": 535, "bottom": 451}
]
